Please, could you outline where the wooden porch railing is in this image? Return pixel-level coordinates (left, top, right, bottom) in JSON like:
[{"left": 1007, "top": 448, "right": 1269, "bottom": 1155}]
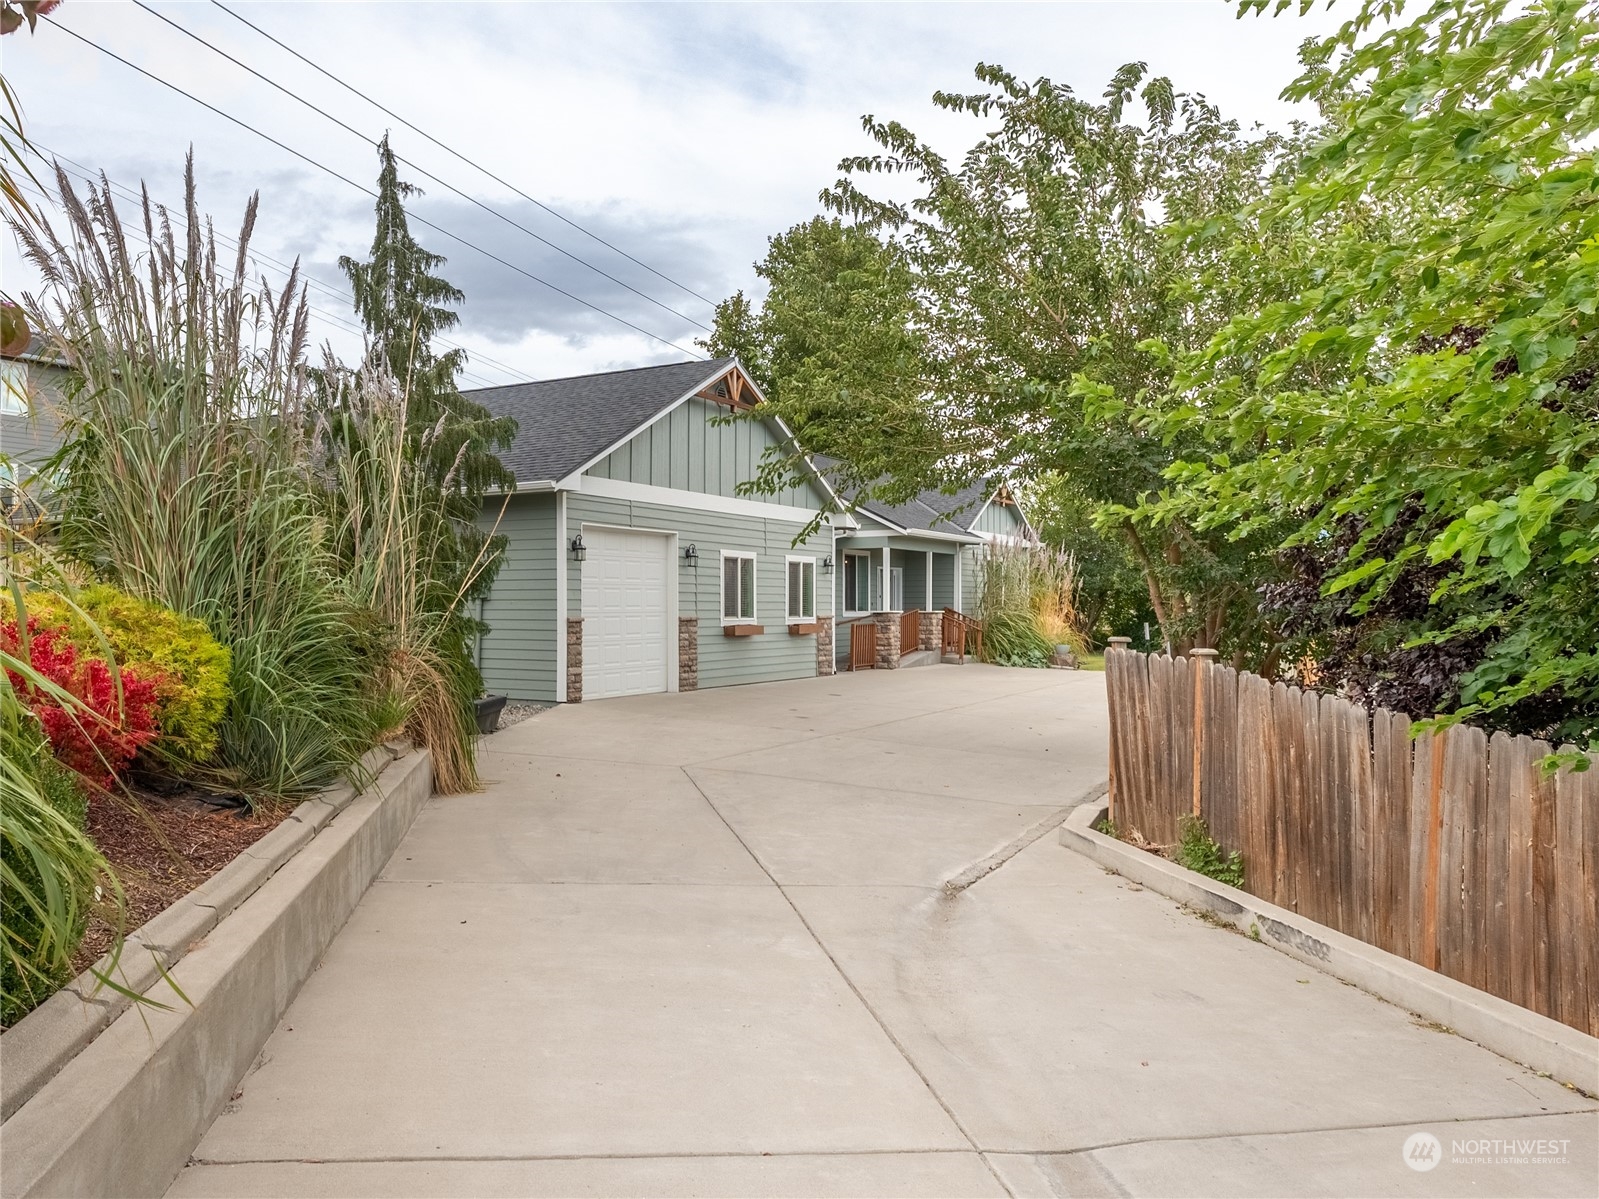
[
  {"left": 941, "top": 608, "right": 982, "bottom": 662},
  {"left": 849, "top": 619, "right": 876, "bottom": 671},
  {"left": 900, "top": 609, "right": 921, "bottom": 653}
]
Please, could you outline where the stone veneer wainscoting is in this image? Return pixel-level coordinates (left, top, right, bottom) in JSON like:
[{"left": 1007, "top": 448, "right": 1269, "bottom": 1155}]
[
  {"left": 565, "top": 618, "right": 583, "bottom": 703},
  {"left": 873, "top": 611, "right": 900, "bottom": 669},
  {"left": 678, "top": 617, "right": 699, "bottom": 691}
]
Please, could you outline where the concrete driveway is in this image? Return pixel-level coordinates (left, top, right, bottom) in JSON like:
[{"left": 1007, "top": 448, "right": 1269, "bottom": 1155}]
[{"left": 171, "top": 666, "right": 1596, "bottom": 1198}]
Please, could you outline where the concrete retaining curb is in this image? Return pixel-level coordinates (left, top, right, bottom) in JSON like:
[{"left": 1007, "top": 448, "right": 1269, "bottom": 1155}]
[
  {"left": 1060, "top": 801, "right": 1599, "bottom": 1093},
  {"left": 0, "top": 747, "right": 433, "bottom": 1199}
]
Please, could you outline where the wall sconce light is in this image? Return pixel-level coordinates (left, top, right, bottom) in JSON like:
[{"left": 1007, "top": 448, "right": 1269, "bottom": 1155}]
[
  {"left": 820, "top": 555, "right": 834, "bottom": 575},
  {"left": 569, "top": 533, "right": 586, "bottom": 562},
  {"left": 683, "top": 543, "right": 698, "bottom": 566}
]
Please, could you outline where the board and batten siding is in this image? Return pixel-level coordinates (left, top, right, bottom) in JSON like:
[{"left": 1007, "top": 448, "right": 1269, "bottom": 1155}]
[
  {"left": 973, "top": 498, "right": 1026, "bottom": 537},
  {"left": 583, "top": 399, "right": 815, "bottom": 507},
  {"left": 477, "top": 492, "right": 559, "bottom": 702},
  {"left": 566, "top": 492, "right": 833, "bottom": 689}
]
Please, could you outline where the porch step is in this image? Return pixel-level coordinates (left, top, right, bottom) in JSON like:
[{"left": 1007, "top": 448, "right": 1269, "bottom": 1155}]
[{"left": 899, "top": 649, "right": 942, "bottom": 669}]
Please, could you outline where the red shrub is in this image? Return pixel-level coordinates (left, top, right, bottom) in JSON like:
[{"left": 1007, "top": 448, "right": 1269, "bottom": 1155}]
[{"left": 2, "top": 618, "right": 162, "bottom": 786}]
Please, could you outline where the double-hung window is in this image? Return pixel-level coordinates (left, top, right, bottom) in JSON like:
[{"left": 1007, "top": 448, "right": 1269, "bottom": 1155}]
[
  {"left": 721, "top": 551, "right": 757, "bottom": 624},
  {"left": 785, "top": 556, "right": 816, "bottom": 623}
]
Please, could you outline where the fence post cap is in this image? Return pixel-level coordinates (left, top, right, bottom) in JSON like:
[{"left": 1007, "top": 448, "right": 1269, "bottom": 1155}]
[
  {"left": 1108, "top": 636, "right": 1133, "bottom": 647},
  {"left": 1191, "top": 648, "right": 1219, "bottom": 658}
]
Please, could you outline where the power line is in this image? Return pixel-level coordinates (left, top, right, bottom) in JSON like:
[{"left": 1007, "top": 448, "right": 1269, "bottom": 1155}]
[
  {"left": 210, "top": 0, "right": 720, "bottom": 311},
  {"left": 133, "top": 0, "right": 712, "bottom": 335},
  {"left": 15, "top": 165, "right": 517, "bottom": 390},
  {"left": 41, "top": 15, "right": 706, "bottom": 360},
  {"left": 28, "top": 149, "right": 526, "bottom": 386}
]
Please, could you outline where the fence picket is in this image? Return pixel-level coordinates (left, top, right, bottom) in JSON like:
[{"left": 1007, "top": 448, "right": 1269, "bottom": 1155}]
[
  {"left": 1553, "top": 751, "right": 1590, "bottom": 1033},
  {"left": 1484, "top": 731, "right": 1515, "bottom": 1003},
  {"left": 1101, "top": 649, "right": 1595, "bottom": 1035}
]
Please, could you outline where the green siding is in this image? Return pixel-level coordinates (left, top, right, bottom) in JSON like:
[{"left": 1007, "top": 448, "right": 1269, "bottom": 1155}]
[
  {"left": 584, "top": 399, "right": 820, "bottom": 507},
  {"left": 477, "top": 492, "right": 558, "bottom": 702},
  {"left": 0, "top": 361, "right": 67, "bottom": 476},
  {"left": 567, "top": 492, "right": 835, "bottom": 690},
  {"left": 890, "top": 549, "right": 928, "bottom": 610},
  {"left": 931, "top": 553, "right": 956, "bottom": 610},
  {"left": 973, "top": 498, "right": 1026, "bottom": 536},
  {"left": 960, "top": 545, "right": 983, "bottom": 612}
]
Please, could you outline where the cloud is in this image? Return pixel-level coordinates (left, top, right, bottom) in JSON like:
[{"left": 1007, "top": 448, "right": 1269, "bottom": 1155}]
[{"left": 3, "top": 0, "right": 1345, "bottom": 384}]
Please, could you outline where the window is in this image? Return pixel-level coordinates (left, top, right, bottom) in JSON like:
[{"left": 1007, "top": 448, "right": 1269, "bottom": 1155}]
[
  {"left": 721, "top": 551, "right": 756, "bottom": 623},
  {"left": 843, "top": 551, "right": 874, "bottom": 613},
  {"left": 0, "top": 363, "right": 27, "bottom": 416},
  {"left": 786, "top": 556, "right": 816, "bottom": 622}
]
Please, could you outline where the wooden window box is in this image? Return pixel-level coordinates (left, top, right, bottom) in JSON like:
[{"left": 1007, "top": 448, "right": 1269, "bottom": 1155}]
[
  {"left": 787, "top": 622, "right": 819, "bottom": 635},
  {"left": 722, "top": 624, "right": 764, "bottom": 637}
]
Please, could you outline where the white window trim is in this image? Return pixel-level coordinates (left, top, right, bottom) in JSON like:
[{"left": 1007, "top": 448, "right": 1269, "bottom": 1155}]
[
  {"left": 0, "top": 362, "right": 28, "bottom": 417},
  {"left": 842, "top": 549, "right": 874, "bottom": 616},
  {"left": 720, "top": 549, "right": 758, "bottom": 625},
  {"left": 785, "top": 555, "right": 816, "bottom": 624}
]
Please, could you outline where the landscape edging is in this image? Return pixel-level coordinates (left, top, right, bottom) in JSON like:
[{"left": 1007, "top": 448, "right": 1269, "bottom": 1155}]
[
  {"left": 0, "top": 747, "right": 433, "bottom": 1199},
  {"left": 0, "top": 741, "right": 405, "bottom": 1123},
  {"left": 1059, "top": 801, "right": 1599, "bottom": 1093}
]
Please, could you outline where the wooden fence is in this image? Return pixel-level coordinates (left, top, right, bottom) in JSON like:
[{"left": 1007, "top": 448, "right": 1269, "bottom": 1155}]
[{"left": 1105, "top": 646, "right": 1597, "bottom": 1036}]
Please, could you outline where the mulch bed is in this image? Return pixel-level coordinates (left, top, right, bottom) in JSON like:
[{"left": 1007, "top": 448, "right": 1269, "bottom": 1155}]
[{"left": 72, "top": 786, "right": 291, "bottom": 975}]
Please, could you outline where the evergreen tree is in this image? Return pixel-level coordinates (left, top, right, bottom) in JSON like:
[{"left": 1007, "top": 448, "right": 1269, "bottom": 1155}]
[{"left": 339, "top": 135, "right": 517, "bottom": 679}]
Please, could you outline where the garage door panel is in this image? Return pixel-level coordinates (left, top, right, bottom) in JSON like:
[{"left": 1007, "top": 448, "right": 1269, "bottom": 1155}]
[{"left": 581, "top": 527, "right": 670, "bottom": 700}]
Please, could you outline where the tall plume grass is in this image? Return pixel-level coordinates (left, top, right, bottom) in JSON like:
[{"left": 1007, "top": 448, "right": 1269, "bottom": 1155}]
[
  {"left": 13, "top": 159, "right": 372, "bottom": 796},
  {"left": 977, "top": 540, "right": 1087, "bottom": 666},
  {"left": 314, "top": 354, "right": 494, "bottom": 794}
]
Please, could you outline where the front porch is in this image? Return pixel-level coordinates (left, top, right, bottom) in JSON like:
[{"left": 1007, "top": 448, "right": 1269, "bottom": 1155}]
[{"left": 833, "top": 533, "right": 982, "bottom": 671}]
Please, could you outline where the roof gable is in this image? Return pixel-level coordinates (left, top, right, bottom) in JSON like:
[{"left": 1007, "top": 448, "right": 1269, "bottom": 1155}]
[
  {"left": 815, "top": 456, "right": 1010, "bottom": 538},
  {"left": 466, "top": 358, "right": 735, "bottom": 485}
]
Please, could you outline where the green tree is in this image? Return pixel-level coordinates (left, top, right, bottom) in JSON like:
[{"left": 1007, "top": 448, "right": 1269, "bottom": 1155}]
[
  {"left": 733, "top": 67, "right": 1311, "bottom": 658},
  {"left": 1026, "top": 475, "right": 1158, "bottom": 648},
  {"left": 705, "top": 217, "right": 936, "bottom": 475},
  {"left": 1149, "top": 0, "right": 1599, "bottom": 745},
  {"left": 338, "top": 134, "right": 516, "bottom": 683}
]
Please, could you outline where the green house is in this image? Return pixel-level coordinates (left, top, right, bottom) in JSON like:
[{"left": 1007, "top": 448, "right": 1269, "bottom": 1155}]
[{"left": 470, "top": 358, "right": 1031, "bottom": 702}]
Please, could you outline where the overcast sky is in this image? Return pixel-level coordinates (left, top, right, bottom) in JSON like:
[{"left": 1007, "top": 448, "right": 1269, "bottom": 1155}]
[{"left": 3, "top": 1, "right": 1343, "bottom": 387}]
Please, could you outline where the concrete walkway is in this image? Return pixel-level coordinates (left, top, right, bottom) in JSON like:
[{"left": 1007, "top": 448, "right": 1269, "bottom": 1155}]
[{"left": 171, "top": 667, "right": 1597, "bottom": 1198}]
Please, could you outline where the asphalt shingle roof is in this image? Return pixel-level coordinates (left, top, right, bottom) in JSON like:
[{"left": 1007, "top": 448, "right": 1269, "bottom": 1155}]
[
  {"left": 465, "top": 358, "right": 732, "bottom": 484},
  {"left": 812, "top": 455, "right": 993, "bottom": 535}
]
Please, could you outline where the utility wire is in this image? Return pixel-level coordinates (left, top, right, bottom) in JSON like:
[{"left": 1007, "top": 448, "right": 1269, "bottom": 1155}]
[
  {"left": 27, "top": 148, "right": 528, "bottom": 388},
  {"left": 134, "top": 1, "right": 712, "bottom": 334},
  {"left": 41, "top": 15, "right": 706, "bottom": 360},
  {"left": 210, "top": 0, "right": 720, "bottom": 311}
]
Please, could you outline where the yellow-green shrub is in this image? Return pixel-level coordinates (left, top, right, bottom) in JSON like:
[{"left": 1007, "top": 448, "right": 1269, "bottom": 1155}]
[{"left": 7, "top": 586, "right": 231, "bottom": 767}]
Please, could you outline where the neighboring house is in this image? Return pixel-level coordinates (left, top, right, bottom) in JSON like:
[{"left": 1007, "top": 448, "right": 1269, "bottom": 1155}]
[
  {"left": 0, "top": 336, "right": 70, "bottom": 528},
  {"left": 819, "top": 457, "right": 1034, "bottom": 669},
  {"left": 468, "top": 358, "right": 854, "bottom": 703}
]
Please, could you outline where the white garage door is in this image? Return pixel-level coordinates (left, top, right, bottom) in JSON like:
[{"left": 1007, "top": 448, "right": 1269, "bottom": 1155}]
[{"left": 581, "top": 526, "right": 670, "bottom": 700}]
